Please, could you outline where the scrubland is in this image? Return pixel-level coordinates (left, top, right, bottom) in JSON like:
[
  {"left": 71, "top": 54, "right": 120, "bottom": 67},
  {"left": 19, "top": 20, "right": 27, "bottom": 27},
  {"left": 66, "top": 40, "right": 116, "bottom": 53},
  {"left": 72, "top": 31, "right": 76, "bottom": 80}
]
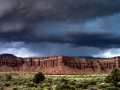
[{"left": 0, "top": 72, "right": 119, "bottom": 90}]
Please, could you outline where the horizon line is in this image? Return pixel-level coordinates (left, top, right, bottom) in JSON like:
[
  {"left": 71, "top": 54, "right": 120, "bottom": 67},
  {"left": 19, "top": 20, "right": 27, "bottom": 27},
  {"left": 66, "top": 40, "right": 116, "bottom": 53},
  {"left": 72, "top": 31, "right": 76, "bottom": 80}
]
[{"left": 0, "top": 53, "right": 120, "bottom": 59}]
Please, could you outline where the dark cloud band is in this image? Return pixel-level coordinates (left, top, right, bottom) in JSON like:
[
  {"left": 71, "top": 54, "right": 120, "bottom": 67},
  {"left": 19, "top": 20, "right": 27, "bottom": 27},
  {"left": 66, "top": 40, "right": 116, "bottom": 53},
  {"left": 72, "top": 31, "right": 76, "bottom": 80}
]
[{"left": 0, "top": 30, "right": 120, "bottom": 48}]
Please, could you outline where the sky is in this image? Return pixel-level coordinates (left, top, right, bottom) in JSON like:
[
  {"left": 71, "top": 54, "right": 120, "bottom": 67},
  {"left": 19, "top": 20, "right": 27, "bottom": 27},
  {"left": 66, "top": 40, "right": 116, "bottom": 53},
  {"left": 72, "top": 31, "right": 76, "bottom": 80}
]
[{"left": 0, "top": 0, "right": 120, "bottom": 58}]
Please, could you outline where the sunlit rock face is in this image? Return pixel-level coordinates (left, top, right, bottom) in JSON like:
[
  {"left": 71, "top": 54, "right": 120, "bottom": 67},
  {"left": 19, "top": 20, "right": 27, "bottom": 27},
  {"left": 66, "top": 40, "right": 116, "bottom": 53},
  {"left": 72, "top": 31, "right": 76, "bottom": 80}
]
[{"left": 0, "top": 54, "right": 119, "bottom": 74}]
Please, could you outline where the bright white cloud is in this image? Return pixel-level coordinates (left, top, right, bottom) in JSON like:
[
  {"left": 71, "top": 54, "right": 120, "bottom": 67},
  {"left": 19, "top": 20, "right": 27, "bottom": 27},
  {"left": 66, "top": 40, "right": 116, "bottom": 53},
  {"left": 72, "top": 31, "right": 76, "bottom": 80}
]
[
  {"left": 93, "top": 48, "right": 120, "bottom": 58},
  {"left": 0, "top": 47, "right": 42, "bottom": 57},
  {"left": 0, "top": 42, "right": 43, "bottom": 57}
]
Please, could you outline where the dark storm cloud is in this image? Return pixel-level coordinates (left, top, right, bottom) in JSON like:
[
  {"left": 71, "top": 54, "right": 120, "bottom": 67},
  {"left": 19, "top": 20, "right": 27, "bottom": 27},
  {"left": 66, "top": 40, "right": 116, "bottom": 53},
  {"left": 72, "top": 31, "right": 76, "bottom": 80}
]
[
  {"left": 0, "top": 0, "right": 120, "bottom": 22},
  {"left": 1, "top": 29, "right": 120, "bottom": 48},
  {"left": 67, "top": 32, "right": 120, "bottom": 48},
  {"left": 0, "top": 0, "right": 120, "bottom": 49}
]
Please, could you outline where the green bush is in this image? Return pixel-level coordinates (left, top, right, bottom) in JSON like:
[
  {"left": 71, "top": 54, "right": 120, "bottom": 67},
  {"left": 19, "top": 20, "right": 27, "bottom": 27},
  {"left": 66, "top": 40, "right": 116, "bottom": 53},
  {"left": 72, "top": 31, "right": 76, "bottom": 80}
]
[
  {"left": 33, "top": 72, "right": 45, "bottom": 84},
  {"left": 105, "top": 68, "right": 120, "bottom": 87}
]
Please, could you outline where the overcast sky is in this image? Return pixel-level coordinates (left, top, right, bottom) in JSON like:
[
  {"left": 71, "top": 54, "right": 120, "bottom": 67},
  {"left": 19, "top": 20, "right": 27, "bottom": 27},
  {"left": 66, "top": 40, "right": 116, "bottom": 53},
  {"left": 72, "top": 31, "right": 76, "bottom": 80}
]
[{"left": 0, "top": 0, "right": 120, "bottom": 57}]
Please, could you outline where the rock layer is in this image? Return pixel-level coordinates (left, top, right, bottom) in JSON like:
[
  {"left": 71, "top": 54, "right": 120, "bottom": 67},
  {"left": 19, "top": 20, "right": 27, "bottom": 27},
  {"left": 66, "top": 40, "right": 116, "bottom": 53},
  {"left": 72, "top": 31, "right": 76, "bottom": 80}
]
[{"left": 0, "top": 54, "right": 119, "bottom": 74}]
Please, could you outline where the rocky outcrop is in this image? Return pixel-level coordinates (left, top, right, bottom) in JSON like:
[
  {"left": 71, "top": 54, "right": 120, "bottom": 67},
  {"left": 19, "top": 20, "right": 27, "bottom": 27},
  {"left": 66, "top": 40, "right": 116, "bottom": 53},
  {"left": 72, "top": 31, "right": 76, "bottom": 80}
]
[{"left": 0, "top": 54, "right": 119, "bottom": 74}]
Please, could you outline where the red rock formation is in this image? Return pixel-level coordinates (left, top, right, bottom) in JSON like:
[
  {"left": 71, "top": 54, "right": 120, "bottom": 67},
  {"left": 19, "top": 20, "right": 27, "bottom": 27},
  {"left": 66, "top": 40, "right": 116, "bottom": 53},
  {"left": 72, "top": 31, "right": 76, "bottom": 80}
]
[{"left": 0, "top": 54, "right": 120, "bottom": 74}]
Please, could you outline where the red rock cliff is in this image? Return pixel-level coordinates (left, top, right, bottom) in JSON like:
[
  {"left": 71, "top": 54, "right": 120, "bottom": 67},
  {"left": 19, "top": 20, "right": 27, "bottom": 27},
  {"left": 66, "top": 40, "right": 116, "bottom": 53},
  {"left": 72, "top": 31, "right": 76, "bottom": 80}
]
[{"left": 0, "top": 54, "right": 120, "bottom": 74}]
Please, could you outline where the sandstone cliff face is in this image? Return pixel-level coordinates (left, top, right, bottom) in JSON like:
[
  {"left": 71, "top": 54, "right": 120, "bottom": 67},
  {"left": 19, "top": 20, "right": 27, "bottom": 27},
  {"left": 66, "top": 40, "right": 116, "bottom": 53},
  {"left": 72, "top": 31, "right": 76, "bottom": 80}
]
[{"left": 0, "top": 54, "right": 119, "bottom": 74}]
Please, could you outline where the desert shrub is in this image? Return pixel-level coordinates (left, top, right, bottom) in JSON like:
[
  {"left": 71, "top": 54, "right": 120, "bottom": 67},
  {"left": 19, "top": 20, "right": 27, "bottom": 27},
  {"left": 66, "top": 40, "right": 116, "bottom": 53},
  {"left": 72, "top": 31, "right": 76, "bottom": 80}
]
[
  {"left": 12, "top": 80, "right": 23, "bottom": 86},
  {"left": 33, "top": 72, "right": 45, "bottom": 84},
  {"left": 50, "top": 85, "right": 56, "bottom": 90},
  {"left": 75, "top": 88, "right": 82, "bottom": 90},
  {"left": 88, "top": 80, "right": 97, "bottom": 85},
  {"left": 88, "top": 85, "right": 95, "bottom": 88},
  {"left": 55, "top": 84, "right": 72, "bottom": 90},
  {"left": 43, "top": 87, "right": 51, "bottom": 90},
  {"left": 75, "top": 82, "right": 88, "bottom": 89},
  {"left": 41, "top": 83, "right": 53, "bottom": 90},
  {"left": 116, "top": 82, "right": 120, "bottom": 87},
  {"left": 5, "top": 74, "right": 12, "bottom": 81},
  {"left": 0, "top": 82, "right": 4, "bottom": 87},
  {"left": 68, "top": 81, "right": 75, "bottom": 85},
  {"left": 41, "top": 82, "right": 51, "bottom": 87},
  {"left": 12, "top": 81, "right": 18, "bottom": 85},
  {"left": 0, "top": 87, "right": 3, "bottom": 90},
  {"left": 44, "top": 78, "right": 52, "bottom": 83},
  {"left": 69, "top": 85, "right": 76, "bottom": 90},
  {"left": 105, "top": 87, "right": 119, "bottom": 90},
  {"left": 37, "top": 83, "right": 42, "bottom": 87},
  {"left": 23, "top": 87, "right": 39, "bottom": 90},
  {"left": 88, "top": 87, "right": 97, "bottom": 90},
  {"left": 60, "top": 78, "right": 68, "bottom": 84},
  {"left": 97, "top": 83, "right": 107, "bottom": 89},
  {"left": 3, "top": 82, "right": 10, "bottom": 86},
  {"left": 12, "top": 87, "right": 19, "bottom": 90},
  {"left": 34, "top": 88, "right": 40, "bottom": 90},
  {"left": 26, "top": 83, "right": 37, "bottom": 87},
  {"left": 75, "top": 83, "right": 83, "bottom": 88}
]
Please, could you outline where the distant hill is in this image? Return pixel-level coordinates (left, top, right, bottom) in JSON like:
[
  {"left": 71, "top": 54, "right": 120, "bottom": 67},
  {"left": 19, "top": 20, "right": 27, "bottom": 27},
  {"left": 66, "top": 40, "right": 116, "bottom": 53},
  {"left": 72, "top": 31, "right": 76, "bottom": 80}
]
[{"left": 0, "top": 53, "right": 16, "bottom": 57}]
